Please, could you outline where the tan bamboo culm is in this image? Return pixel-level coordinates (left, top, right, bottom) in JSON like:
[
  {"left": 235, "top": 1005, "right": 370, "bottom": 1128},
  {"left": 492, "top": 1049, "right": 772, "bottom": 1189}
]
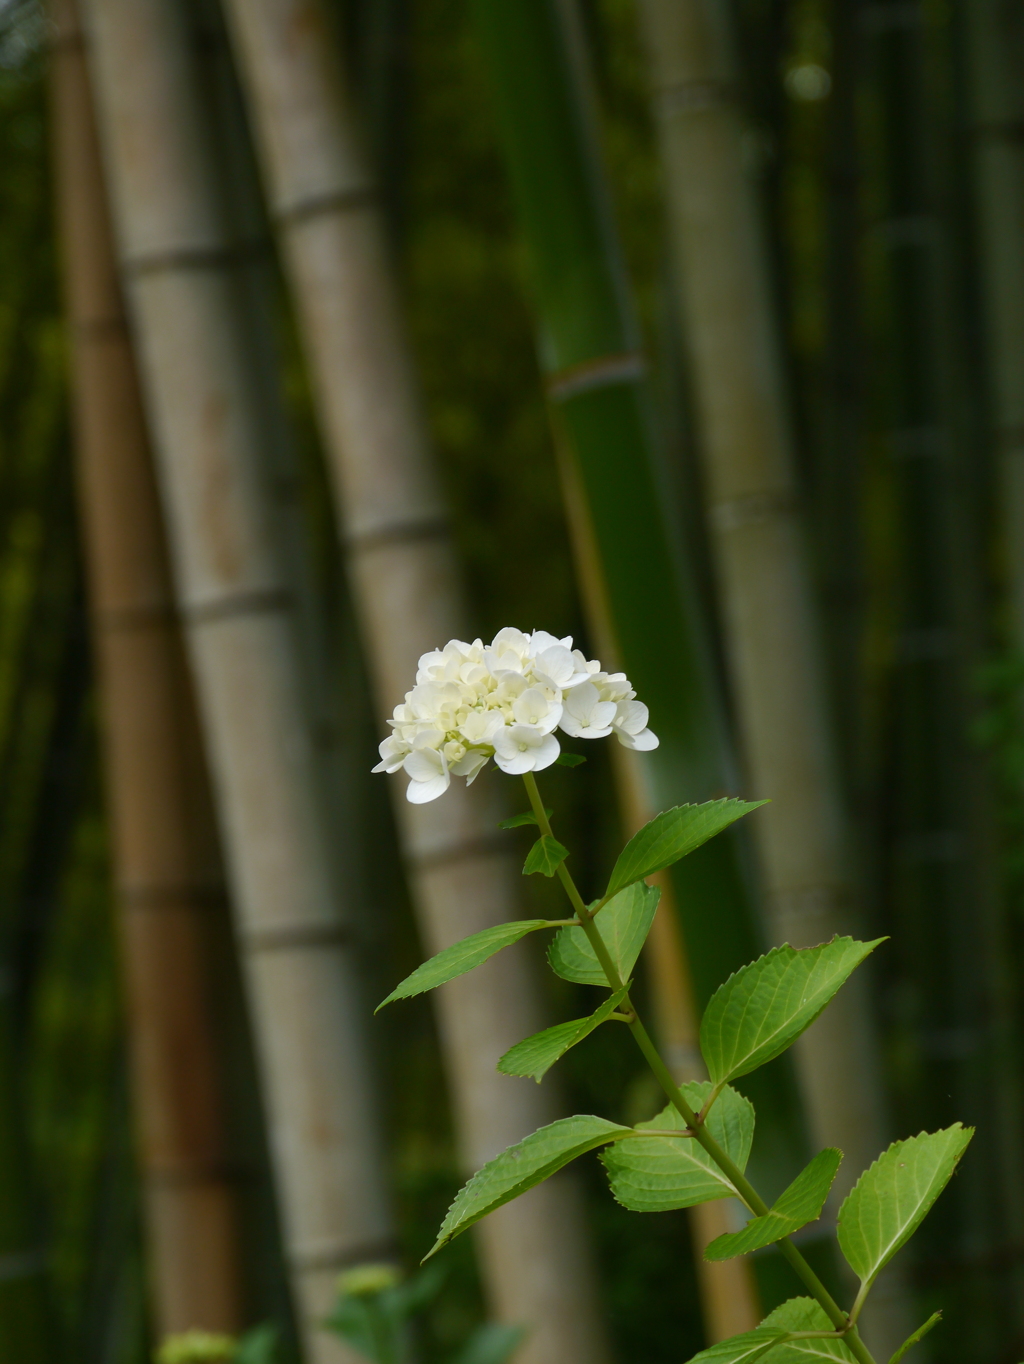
[
  {"left": 634, "top": 0, "right": 909, "bottom": 1350},
  {"left": 216, "top": 3, "right": 609, "bottom": 1361},
  {"left": 49, "top": 0, "right": 242, "bottom": 1336},
  {"left": 559, "top": 438, "right": 761, "bottom": 1339},
  {"left": 79, "top": 1, "right": 395, "bottom": 1358}
]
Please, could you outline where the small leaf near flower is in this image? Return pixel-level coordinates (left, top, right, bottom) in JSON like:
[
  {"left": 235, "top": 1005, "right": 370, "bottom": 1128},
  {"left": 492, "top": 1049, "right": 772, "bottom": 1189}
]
[
  {"left": 498, "top": 808, "right": 552, "bottom": 829},
  {"left": 523, "top": 835, "right": 569, "bottom": 876},
  {"left": 498, "top": 985, "right": 631, "bottom": 1081},
  {"left": 548, "top": 883, "right": 659, "bottom": 985},
  {"left": 555, "top": 752, "right": 586, "bottom": 767},
  {"left": 606, "top": 798, "right": 765, "bottom": 899}
]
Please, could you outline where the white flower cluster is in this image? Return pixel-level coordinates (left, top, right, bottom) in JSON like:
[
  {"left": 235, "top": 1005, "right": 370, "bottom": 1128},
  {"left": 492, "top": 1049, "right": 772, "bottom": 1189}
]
[{"left": 373, "top": 628, "right": 658, "bottom": 804}]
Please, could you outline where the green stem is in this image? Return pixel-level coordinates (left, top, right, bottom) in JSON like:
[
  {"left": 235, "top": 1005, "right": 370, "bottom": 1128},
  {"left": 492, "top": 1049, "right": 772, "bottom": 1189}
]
[{"left": 520, "top": 773, "right": 877, "bottom": 1363}]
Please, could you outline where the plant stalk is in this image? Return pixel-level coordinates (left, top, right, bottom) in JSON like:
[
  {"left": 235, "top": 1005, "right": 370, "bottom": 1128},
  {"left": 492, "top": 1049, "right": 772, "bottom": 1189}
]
[{"left": 521, "top": 774, "right": 877, "bottom": 1363}]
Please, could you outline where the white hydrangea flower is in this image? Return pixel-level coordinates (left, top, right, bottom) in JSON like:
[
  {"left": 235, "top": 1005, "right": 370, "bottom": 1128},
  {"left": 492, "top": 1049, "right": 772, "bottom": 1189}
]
[{"left": 371, "top": 628, "right": 659, "bottom": 802}]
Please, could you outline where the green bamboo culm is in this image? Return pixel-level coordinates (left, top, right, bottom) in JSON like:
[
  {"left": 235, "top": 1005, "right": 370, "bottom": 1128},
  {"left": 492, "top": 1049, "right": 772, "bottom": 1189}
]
[
  {"left": 862, "top": 1, "right": 1012, "bottom": 1351},
  {"left": 468, "top": 0, "right": 815, "bottom": 1220}
]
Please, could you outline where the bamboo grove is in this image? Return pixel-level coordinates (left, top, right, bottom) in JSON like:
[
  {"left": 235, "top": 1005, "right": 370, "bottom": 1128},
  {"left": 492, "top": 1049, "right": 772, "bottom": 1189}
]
[{"left": 0, "top": 0, "right": 1022, "bottom": 1360}]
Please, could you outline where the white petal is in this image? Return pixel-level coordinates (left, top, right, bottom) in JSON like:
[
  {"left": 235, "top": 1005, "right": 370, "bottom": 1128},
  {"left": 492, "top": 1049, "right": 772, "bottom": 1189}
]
[
  {"left": 563, "top": 681, "right": 600, "bottom": 723},
  {"left": 405, "top": 771, "right": 449, "bottom": 802},
  {"left": 616, "top": 727, "right": 659, "bottom": 751},
  {"left": 493, "top": 724, "right": 551, "bottom": 773},
  {"left": 558, "top": 712, "right": 588, "bottom": 739},
  {"left": 512, "top": 689, "right": 561, "bottom": 733},
  {"left": 614, "top": 700, "right": 649, "bottom": 735},
  {"left": 592, "top": 701, "right": 618, "bottom": 729},
  {"left": 452, "top": 751, "right": 489, "bottom": 783},
  {"left": 535, "top": 645, "right": 576, "bottom": 686},
  {"left": 404, "top": 748, "right": 446, "bottom": 782},
  {"left": 372, "top": 736, "right": 408, "bottom": 774},
  {"left": 493, "top": 747, "right": 536, "bottom": 774},
  {"left": 530, "top": 733, "right": 561, "bottom": 771}
]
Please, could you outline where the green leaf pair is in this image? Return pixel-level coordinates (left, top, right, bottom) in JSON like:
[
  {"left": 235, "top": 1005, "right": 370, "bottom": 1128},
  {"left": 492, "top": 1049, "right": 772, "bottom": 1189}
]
[
  {"left": 425, "top": 1080, "right": 754, "bottom": 1260},
  {"left": 377, "top": 879, "right": 661, "bottom": 1013},
  {"left": 686, "top": 1299, "right": 944, "bottom": 1364},
  {"left": 687, "top": 1299, "right": 856, "bottom": 1362},
  {"left": 380, "top": 797, "right": 762, "bottom": 1016}
]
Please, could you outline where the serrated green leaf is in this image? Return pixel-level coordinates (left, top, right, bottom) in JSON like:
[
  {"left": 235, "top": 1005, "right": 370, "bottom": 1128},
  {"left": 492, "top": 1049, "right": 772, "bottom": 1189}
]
[
  {"left": 606, "top": 798, "right": 765, "bottom": 899},
  {"left": 377, "top": 920, "right": 554, "bottom": 1011},
  {"left": 683, "top": 1328, "right": 790, "bottom": 1364},
  {"left": 705, "top": 1148, "right": 842, "bottom": 1261},
  {"left": 888, "top": 1312, "right": 941, "bottom": 1364},
  {"left": 700, "top": 937, "right": 884, "bottom": 1084},
  {"left": 837, "top": 1125, "right": 973, "bottom": 1292},
  {"left": 498, "top": 807, "right": 552, "bottom": 829},
  {"left": 603, "top": 1080, "right": 754, "bottom": 1212},
  {"left": 425, "top": 1115, "right": 630, "bottom": 1258},
  {"left": 555, "top": 751, "right": 586, "bottom": 766},
  {"left": 497, "top": 985, "right": 631, "bottom": 1081},
  {"left": 548, "top": 882, "right": 659, "bottom": 985},
  {"left": 684, "top": 1299, "right": 860, "bottom": 1364},
  {"left": 756, "top": 1299, "right": 858, "bottom": 1360},
  {"left": 523, "top": 835, "right": 569, "bottom": 876}
]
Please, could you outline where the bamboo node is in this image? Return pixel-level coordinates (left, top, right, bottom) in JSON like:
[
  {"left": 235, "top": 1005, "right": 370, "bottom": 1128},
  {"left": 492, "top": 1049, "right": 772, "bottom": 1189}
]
[
  {"left": 709, "top": 489, "right": 797, "bottom": 532},
  {"left": 242, "top": 920, "right": 354, "bottom": 954},
  {"left": 183, "top": 587, "right": 292, "bottom": 627},
  {"left": 120, "top": 881, "right": 226, "bottom": 911},
  {"left": 125, "top": 239, "right": 271, "bottom": 280},
  {"left": 287, "top": 1236, "right": 399, "bottom": 1275},
  {"left": 546, "top": 351, "right": 646, "bottom": 402},
  {"left": 407, "top": 830, "right": 510, "bottom": 872},
  {"left": 275, "top": 184, "right": 377, "bottom": 228},
  {"left": 655, "top": 80, "right": 735, "bottom": 116},
  {"left": 345, "top": 513, "right": 451, "bottom": 558}
]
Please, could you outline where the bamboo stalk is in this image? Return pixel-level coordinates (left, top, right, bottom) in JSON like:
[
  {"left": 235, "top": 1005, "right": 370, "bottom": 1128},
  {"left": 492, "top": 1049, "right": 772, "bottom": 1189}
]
[
  {"left": 470, "top": 0, "right": 812, "bottom": 1210},
  {"left": 215, "top": 5, "right": 611, "bottom": 1362},
  {"left": 561, "top": 429, "right": 761, "bottom": 1338},
  {"left": 633, "top": 0, "right": 891, "bottom": 1182},
  {"left": 78, "top": 1, "right": 395, "bottom": 1357},
  {"left": 964, "top": 0, "right": 1024, "bottom": 1328},
  {"left": 48, "top": 0, "right": 243, "bottom": 1335},
  {"left": 631, "top": 5, "right": 915, "bottom": 1345},
  {"left": 862, "top": 0, "right": 1009, "bottom": 1341},
  {"left": 619, "top": 754, "right": 761, "bottom": 1340},
  {"left": 966, "top": 0, "right": 1024, "bottom": 651}
]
